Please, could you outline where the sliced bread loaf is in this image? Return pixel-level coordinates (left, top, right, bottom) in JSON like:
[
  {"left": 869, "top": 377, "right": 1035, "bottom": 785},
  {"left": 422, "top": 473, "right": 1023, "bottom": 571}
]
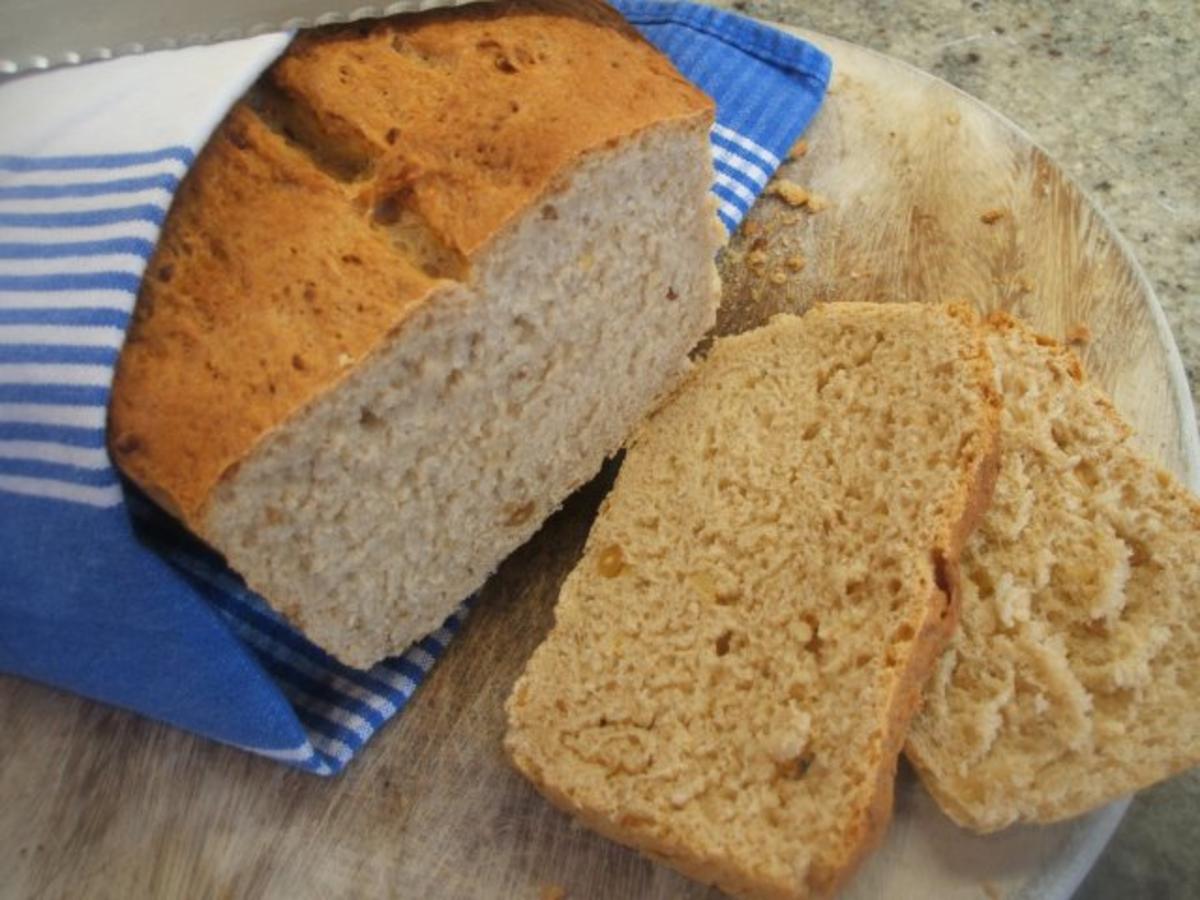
[
  {"left": 108, "top": 0, "right": 723, "bottom": 666},
  {"left": 906, "top": 314, "right": 1200, "bottom": 832},
  {"left": 505, "top": 303, "right": 1001, "bottom": 899}
]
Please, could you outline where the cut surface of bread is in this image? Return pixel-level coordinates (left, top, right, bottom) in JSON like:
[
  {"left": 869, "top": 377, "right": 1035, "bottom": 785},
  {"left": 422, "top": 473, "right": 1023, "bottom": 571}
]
[
  {"left": 906, "top": 314, "right": 1200, "bottom": 832},
  {"left": 108, "top": 0, "right": 722, "bottom": 666},
  {"left": 505, "top": 303, "right": 1001, "bottom": 899}
]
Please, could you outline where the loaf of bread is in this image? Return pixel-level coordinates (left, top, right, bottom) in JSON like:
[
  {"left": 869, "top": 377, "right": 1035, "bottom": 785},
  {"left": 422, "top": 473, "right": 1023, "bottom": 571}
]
[
  {"left": 906, "top": 314, "right": 1200, "bottom": 832},
  {"left": 108, "top": 0, "right": 723, "bottom": 666},
  {"left": 505, "top": 303, "right": 1001, "bottom": 899}
]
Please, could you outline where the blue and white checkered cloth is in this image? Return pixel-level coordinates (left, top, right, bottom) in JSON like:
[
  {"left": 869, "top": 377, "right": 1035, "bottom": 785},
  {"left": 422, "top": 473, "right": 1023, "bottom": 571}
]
[{"left": 0, "top": 1, "right": 830, "bottom": 774}]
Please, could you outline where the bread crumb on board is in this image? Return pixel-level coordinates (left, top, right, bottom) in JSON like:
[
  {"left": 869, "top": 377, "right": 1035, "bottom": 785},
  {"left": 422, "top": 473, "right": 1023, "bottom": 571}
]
[
  {"left": 789, "top": 138, "right": 809, "bottom": 159},
  {"left": 539, "top": 884, "right": 567, "bottom": 900},
  {"left": 768, "top": 178, "right": 830, "bottom": 213},
  {"left": 770, "top": 179, "right": 809, "bottom": 207},
  {"left": 980, "top": 207, "right": 1006, "bottom": 224},
  {"left": 997, "top": 273, "right": 1037, "bottom": 295},
  {"left": 1065, "top": 322, "right": 1092, "bottom": 345}
]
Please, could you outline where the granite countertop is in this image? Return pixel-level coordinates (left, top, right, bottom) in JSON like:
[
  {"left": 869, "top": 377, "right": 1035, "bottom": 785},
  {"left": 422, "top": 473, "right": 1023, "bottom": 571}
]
[{"left": 710, "top": 0, "right": 1198, "bottom": 897}]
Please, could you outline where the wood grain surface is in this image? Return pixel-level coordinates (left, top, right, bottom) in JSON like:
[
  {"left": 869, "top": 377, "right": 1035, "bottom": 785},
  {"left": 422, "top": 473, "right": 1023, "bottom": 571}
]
[{"left": 2, "top": 26, "right": 1195, "bottom": 900}]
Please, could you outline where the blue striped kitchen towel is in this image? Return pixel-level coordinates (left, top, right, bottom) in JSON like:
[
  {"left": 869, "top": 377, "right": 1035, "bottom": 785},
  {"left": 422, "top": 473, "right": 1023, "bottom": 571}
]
[{"left": 0, "top": 2, "right": 830, "bottom": 775}]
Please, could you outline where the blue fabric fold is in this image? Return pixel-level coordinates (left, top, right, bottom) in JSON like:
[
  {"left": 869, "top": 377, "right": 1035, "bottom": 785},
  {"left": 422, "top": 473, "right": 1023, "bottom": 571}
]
[{"left": 0, "top": 1, "right": 830, "bottom": 774}]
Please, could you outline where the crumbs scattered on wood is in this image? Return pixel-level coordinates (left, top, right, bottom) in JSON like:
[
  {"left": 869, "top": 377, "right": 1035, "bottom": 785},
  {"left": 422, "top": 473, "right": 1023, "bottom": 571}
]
[
  {"left": 540, "top": 884, "right": 567, "bottom": 900},
  {"left": 789, "top": 138, "right": 809, "bottom": 159},
  {"left": 980, "top": 208, "right": 1006, "bottom": 224},
  {"left": 946, "top": 111, "right": 962, "bottom": 125},
  {"left": 785, "top": 255, "right": 807, "bottom": 272}
]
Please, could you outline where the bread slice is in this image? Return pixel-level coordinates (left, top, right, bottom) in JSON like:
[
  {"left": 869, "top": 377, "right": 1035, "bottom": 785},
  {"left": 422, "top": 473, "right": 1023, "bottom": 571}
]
[
  {"left": 906, "top": 314, "right": 1200, "bottom": 832},
  {"left": 505, "top": 303, "right": 1001, "bottom": 899},
  {"left": 108, "top": 0, "right": 723, "bottom": 666}
]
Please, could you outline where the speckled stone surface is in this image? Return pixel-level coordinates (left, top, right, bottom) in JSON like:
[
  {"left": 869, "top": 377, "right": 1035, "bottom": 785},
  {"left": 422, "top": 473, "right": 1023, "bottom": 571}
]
[{"left": 706, "top": 0, "right": 1200, "bottom": 897}]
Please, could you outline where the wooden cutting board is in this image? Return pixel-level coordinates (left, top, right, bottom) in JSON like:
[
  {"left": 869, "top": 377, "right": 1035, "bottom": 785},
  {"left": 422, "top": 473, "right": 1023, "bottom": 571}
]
[{"left": 2, "top": 26, "right": 1196, "bottom": 900}]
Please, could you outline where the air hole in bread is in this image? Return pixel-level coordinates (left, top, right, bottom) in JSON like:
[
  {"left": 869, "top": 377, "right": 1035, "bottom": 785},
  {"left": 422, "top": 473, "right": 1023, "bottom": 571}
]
[
  {"left": 513, "top": 315, "right": 535, "bottom": 342},
  {"left": 504, "top": 501, "right": 535, "bottom": 527},
  {"left": 1050, "top": 420, "right": 1072, "bottom": 453},
  {"left": 714, "top": 630, "right": 732, "bottom": 656},
  {"left": 597, "top": 545, "right": 625, "bottom": 578},
  {"left": 933, "top": 550, "right": 954, "bottom": 619},
  {"left": 788, "top": 752, "right": 816, "bottom": 779},
  {"left": 358, "top": 407, "right": 384, "bottom": 430},
  {"left": 1075, "top": 459, "right": 1101, "bottom": 488}
]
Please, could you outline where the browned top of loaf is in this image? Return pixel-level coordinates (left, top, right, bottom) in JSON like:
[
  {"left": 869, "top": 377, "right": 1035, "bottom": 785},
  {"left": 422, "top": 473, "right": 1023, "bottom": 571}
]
[{"left": 109, "top": 0, "right": 713, "bottom": 526}]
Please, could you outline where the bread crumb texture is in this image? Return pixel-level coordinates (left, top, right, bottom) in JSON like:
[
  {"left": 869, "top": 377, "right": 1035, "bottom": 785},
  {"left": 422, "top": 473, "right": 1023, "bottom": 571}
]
[
  {"left": 506, "top": 303, "right": 1001, "bottom": 899},
  {"left": 907, "top": 313, "right": 1200, "bottom": 832}
]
